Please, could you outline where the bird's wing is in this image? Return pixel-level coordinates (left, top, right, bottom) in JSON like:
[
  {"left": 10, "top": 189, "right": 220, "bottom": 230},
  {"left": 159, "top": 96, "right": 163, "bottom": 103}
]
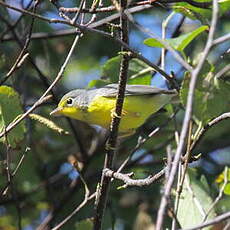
[{"left": 98, "top": 84, "right": 177, "bottom": 97}]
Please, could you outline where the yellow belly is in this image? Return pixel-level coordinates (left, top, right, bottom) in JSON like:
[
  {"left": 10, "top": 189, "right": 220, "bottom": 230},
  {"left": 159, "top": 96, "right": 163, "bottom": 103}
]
[{"left": 83, "top": 94, "right": 172, "bottom": 134}]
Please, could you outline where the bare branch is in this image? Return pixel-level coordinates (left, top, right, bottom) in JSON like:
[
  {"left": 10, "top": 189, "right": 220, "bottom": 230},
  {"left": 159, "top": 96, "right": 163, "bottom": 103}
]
[
  {"left": 213, "top": 33, "right": 230, "bottom": 46},
  {"left": 0, "top": 1, "right": 174, "bottom": 82},
  {"left": 93, "top": 1, "right": 130, "bottom": 229},
  {"left": 50, "top": 159, "right": 94, "bottom": 230},
  {"left": 0, "top": 0, "right": 36, "bottom": 85},
  {"left": 190, "top": 112, "right": 230, "bottom": 153},
  {"left": 104, "top": 168, "right": 165, "bottom": 188},
  {"left": 215, "top": 64, "right": 230, "bottom": 79}
]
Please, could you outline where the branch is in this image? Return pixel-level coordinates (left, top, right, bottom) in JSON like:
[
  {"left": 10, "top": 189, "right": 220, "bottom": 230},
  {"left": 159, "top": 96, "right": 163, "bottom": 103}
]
[
  {"left": 213, "top": 33, "right": 230, "bottom": 46},
  {"left": 51, "top": 193, "right": 95, "bottom": 230},
  {"left": 50, "top": 158, "right": 95, "bottom": 230},
  {"left": 190, "top": 112, "right": 230, "bottom": 153},
  {"left": 215, "top": 64, "right": 230, "bottom": 79},
  {"left": 159, "top": 0, "right": 211, "bottom": 8},
  {"left": 104, "top": 168, "right": 165, "bottom": 188},
  {"left": 0, "top": 1, "right": 174, "bottom": 90},
  {"left": 59, "top": 0, "right": 211, "bottom": 14},
  {"left": 0, "top": 0, "right": 33, "bottom": 41},
  {"left": 0, "top": 0, "right": 36, "bottom": 85},
  {"left": 0, "top": 4, "right": 153, "bottom": 42},
  {"left": 93, "top": 1, "right": 130, "bottom": 229}
]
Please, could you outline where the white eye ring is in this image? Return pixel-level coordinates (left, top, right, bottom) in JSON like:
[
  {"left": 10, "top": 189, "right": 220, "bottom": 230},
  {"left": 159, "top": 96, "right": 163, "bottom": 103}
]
[{"left": 66, "top": 98, "right": 73, "bottom": 106}]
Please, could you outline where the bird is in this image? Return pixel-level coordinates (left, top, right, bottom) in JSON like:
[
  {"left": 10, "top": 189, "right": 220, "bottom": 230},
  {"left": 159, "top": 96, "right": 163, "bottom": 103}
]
[{"left": 50, "top": 84, "right": 177, "bottom": 136}]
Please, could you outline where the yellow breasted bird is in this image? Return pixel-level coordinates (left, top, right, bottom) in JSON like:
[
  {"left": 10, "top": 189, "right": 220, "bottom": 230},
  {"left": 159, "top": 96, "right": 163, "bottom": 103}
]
[{"left": 50, "top": 84, "right": 177, "bottom": 136}]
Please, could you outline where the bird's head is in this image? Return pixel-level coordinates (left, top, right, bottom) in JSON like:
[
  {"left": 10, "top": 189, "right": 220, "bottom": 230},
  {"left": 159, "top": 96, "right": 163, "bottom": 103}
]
[{"left": 50, "top": 89, "right": 88, "bottom": 118}]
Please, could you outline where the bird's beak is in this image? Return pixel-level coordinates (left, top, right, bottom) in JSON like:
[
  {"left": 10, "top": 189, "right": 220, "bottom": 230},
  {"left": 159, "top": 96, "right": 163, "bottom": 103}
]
[{"left": 50, "top": 107, "right": 63, "bottom": 117}]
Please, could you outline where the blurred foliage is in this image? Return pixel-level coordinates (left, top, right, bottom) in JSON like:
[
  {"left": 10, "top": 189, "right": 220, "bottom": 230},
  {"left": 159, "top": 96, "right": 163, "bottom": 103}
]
[{"left": 0, "top": 0, "right": 230, "bottom": 230}]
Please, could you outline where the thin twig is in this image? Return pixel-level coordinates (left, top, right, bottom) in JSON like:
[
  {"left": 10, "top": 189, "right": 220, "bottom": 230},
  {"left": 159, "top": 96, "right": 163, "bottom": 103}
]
[
  {"left": 223, "top": 220, "right": 230, "bottom": 230},
  {"left": 104, "top": 168, "right": 165, "bottom": 188},
  {"left": 3, "top": 131, "right": 22, "bottom": 230},
  {"left": 215, "top": 64, "right": 230, "bottom": 79},
  {"left": 213, "top": 33, "right": 230, "bottom": 46},
  {"left": 190, "top": 112, "right": 230, "bottom": 153},
  {"left": 0, "top": 1, "right": 172, "bottom": 82},
  {"left": 0, "top": 0, "right": 33, "bottom": 41},
  {"left": 2, "top": 147, "right": 30, "bottom": 196},
  {"left": 56, "top": 0, "right": 212, "bottom": 14},
  {"left": 50, "top": 159, "right": 94, "bottom": 230},
  {"left": 161, "top": 12, "right": 176, "bottom": 70},
  {"left": 0, "top": 0, "right": 37, "bottom": 85},
  {"left": 51, "top": 193, "right": 95, "bottom": 230}
]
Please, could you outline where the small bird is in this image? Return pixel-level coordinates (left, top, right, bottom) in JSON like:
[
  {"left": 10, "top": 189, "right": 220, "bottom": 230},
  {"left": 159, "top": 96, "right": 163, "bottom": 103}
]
[{"left": 50, "top": 84, "right": 177, "bottom": 136}]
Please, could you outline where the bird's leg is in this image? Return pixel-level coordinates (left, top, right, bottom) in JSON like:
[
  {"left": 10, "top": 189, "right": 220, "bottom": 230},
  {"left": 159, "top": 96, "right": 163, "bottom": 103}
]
[
  {"left": 110, "top": 108, "right": 128, "bottom": 119},
  {"left": 105, "top": 139, "right": 117, "bottom": 151}
]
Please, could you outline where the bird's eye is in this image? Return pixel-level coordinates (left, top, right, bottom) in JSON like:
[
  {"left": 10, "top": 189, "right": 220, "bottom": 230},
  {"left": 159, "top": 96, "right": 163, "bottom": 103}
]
[{"left": 66, "top": 98, "right": 73, "bottom": 106}]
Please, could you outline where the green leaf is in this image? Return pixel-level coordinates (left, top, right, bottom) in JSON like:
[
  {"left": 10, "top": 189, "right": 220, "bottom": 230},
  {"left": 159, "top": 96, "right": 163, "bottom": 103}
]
[
  {"left": 173, "top": 5, "right": 209, "bottom": 23},
  {"left": 75, "top": 218, "right": 93, "bottom": 230},
  {"left": 128, "top": 74, "right": 152, "bottom": 85},
  {"left": 219, "top": 0, "right": 230, "bottom": 14},
  {"left": 224, "top": 183, "right": 230, "bottom": 195},
  {"left": 99, "top": 56, "right": 153, "bottom": 85},
  {"left": 87, "top": 79, "right": 110, "bottom": 88},
  {"left": 144, "top": 26, "right": 208, "bottom": 52},
  {"left": 0, "top": 86, "right": 25, "bottom": 148},
  {"left": 101, "top": 56, "right": 121, "bottom": 82},
  {"left": 177, "top": 169, "right": 215, "bottom": 229},
  {"left": 128, "top": 59, "right": 153, "bottom": 85}
]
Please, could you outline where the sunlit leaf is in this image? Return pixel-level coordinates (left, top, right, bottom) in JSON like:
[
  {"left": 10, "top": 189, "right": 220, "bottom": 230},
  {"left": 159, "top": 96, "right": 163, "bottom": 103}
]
[
  {"left": 144, "top": 26, "right": 208, "bottom": 52},
  {"left": 128, "top": 74, "right": 152, "bottom": 85},
  {"left": 0, "top": 86, "right": 25, "bottom": 148}
]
